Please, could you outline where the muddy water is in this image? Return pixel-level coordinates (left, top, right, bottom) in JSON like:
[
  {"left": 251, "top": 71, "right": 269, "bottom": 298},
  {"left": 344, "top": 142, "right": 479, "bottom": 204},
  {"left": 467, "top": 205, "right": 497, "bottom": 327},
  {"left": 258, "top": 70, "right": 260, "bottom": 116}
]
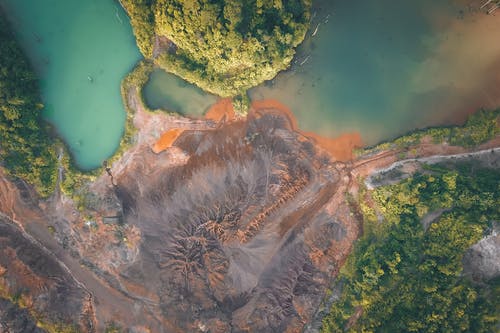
[
  {"left": 0, "top": 0, "right": 141, "bottom": 170},
  {"left": 2, "top": 0, "right": 499, "bottom": 170},
  {"left": 249, "top": 0, "right": 500, "bottom": 145},
  {"left": 142, "top": 69, "right": 217, "bottom": 117}
]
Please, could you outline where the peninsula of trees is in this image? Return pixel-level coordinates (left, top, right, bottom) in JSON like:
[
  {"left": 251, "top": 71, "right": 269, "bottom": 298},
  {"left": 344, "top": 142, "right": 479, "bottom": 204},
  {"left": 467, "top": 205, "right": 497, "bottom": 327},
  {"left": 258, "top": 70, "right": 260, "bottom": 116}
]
[{"left": 121, "top": 0, "right": 312, "bottom": 98}]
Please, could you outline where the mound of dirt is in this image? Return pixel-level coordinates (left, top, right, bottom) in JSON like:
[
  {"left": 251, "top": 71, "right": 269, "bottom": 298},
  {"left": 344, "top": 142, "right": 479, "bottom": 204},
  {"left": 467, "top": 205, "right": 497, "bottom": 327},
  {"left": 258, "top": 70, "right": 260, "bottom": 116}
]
[
  {"left": 110, "top": 110, "right": 360, "bottom": 332},
  {"left": 3, "top": 90, "right": 495, "bottom": 331}
]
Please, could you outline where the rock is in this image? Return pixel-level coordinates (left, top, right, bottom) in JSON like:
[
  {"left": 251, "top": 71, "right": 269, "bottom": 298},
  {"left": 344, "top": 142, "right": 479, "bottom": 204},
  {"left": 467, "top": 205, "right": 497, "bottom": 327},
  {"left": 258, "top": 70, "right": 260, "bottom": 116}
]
[{"left": 463, "top": 223, "right": 500, "bottom": 282}]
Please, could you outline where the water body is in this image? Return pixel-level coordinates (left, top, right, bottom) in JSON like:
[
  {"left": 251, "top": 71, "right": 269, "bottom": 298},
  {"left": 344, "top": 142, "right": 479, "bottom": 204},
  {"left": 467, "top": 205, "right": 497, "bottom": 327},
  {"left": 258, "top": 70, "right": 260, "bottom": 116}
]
[
  {"left": 249, "top": 0, "right": 500, "bottom": 145},
  {"left": 2, "top": 0, "right": 499, "bottom": 169},
  {"left": 0, "top": 0, "right": 141, "bottom": 170},
  {"left": 143, "top": 69, "right": 217, "bottom": 117}
]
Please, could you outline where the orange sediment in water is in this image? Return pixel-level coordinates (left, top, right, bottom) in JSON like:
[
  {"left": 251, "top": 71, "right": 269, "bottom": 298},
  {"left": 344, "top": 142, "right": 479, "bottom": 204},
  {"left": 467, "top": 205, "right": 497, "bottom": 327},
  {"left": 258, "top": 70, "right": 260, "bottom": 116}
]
[
  {"left": 304, "top": 131, "right": 363, "bottom": 162},
  {"left": 251, "top": 99, "right": 363, "bottom": 161},
  {"left": 204, "top": 98, "right": 235, "bottom": 122},
  {"left": 152, "top": 128, "right": 184, "bottom": 154},
  {"left": 153, "top": 99, "right": 234, "bottom": 154},
  {"left": 153, "top": 99, "right": 363, "bottom": 160},
  {"left": 251, "top": 99, "right": 298, "bottom": 129}
]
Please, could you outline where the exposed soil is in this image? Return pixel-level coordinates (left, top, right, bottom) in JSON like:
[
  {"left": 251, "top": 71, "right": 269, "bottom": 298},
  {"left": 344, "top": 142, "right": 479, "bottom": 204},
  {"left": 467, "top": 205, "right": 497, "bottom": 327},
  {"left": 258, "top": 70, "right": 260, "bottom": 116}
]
[
  {"left": 0, "top": 216, "right": 95, "bottom": 332},
  {"left": 204, "top": 98, "right": 236, "bottom": 123},
  {"left": 0, "top": 86, "right": 498, "bottom": 332},
  {"left": 152, "top": 128, "right": 185, "bottom": 153},
  {"left": 104, "top": 105, "right": 360, "bottom": 332},
  {"left": 250, "top": 99, "right": 363, "bottom": 161},
  {"left": 304, "top": 132, "right": 363, "bottom": 162}
]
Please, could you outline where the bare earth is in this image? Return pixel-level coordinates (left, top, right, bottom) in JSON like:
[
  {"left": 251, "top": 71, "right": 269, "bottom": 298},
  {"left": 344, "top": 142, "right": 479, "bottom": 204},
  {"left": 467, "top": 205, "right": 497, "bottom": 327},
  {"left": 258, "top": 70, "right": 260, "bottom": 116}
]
[{"left": 0, "top": 85, "right": 498, "bottom": 332}]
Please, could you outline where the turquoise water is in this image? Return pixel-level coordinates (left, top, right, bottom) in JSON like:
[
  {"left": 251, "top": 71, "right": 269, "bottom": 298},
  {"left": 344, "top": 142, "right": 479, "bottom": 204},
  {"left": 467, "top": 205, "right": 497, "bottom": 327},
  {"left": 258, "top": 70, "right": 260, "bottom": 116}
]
[
  {"left": 143, "top": 69, "right": 217, "bottom": 117},
  {"left": 140, "top": 0, "right": 500, "bottom": 145},
  {"left": 0, "top": 0, "right": 141, "bottom": 170},
  {"left": 248, "top": 0, "right": 500, "bottom": 144},
  {"left": 2, "top": 0, "right": 500, "bottom": 168}
]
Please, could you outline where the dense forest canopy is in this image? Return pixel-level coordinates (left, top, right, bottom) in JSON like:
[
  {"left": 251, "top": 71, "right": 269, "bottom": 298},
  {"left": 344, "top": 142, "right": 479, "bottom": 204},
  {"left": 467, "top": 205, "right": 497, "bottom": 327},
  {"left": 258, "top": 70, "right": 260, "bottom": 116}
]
[
  {"left": 322, "top": 163, "right": 500, "bottom": 332},
  {"left": 0, "top": 10, "right": 57, "bottom": 196},
  {"left": 122, "top": 0, "right": 312, "bottom": 98}
]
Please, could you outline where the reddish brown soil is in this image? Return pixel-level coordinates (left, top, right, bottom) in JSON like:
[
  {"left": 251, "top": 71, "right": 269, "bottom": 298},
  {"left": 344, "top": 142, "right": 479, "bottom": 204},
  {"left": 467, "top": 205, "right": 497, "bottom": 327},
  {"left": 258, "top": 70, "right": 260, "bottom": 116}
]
[
  {"left": 251, "top": 99, "right": 363, "bottom": 161},
  {"left": 152, "top": 128, "right": 185, "bottom": 153},
  {"left": 0, "top": 85, "right": 498, "bottom": 333},
  {"left": 204, "top": 98, "right": 236, "bottom": 123},
  {"left": 251, "top": 99, "right": 299, "bottom": 129},
  {"left": 305, "top": 131, "right": 363, "bottom": 162}
]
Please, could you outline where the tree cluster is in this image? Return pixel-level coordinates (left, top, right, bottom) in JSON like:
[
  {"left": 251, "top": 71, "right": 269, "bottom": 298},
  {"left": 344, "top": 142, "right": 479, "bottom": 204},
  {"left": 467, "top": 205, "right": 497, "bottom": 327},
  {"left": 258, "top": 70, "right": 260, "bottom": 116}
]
[
  {"left": 362, "top": 109, "right": 500, "bottom": 156},
  {"left": 120, "top": 0, "right": 155, "bottom": 58},
  {"left": 0, "top": 10, "right": 57, "bottom": 197},
  {"left": 122, "top": 0, "right": 312, "bottom": 98},
  {"left": 322, "top": 163, "right": 500, "bottom": 332}
]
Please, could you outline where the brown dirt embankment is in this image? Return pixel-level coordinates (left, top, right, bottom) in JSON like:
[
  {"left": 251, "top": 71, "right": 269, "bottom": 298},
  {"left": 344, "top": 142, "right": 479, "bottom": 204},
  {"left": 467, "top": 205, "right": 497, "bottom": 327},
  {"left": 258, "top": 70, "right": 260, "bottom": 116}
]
[
  {"left": 204, "top": 98, "right": 236, "bottom": 123},
  {"left": 112, "top": 106, "right": 360, "bottom": 333},
  {"left": 152, "top": 98, "right": 362, "bottom": 160},
  {"left": 152, "top": 98, "right": 237, "bottom": 154},
  {"left": 251, "top": 99, "right": 363, "bottom": 161}
]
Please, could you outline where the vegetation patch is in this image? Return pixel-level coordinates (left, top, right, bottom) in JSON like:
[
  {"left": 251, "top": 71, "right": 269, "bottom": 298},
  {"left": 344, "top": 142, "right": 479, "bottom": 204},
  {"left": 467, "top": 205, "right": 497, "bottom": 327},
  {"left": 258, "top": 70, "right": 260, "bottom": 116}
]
[
  {"left": 122, "top": 0, "right": 312, "bottom": 99},
  {"left": 0, "top": 283, "right": 78, "bottom": 333},
  {"left": 322, "top": 163, "right": 500, "bottom": 332},
  {"left": 0, "top": 9, "right": 58, "bottom": 197},
  {"left": 360, "top": 109, "right": 500, "bottom": 155}
]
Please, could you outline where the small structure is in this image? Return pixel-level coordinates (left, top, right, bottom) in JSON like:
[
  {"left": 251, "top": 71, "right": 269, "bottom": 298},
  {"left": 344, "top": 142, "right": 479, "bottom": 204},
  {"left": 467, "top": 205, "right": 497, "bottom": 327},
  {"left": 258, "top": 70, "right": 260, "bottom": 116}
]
[{"left": 102, "top": 215, "right": 123, "bottom": 225}]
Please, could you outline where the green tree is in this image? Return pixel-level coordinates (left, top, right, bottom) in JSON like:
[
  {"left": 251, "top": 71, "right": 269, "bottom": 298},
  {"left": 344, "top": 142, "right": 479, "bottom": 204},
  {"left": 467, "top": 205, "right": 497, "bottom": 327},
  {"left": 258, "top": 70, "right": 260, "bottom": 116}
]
[
  {"left": 322, "top": 164, "right": 500, "bottom": 332},
  {"left": 0, "top": 9, "right": 57, "bottom": 196},
  {"left": 123, "top": 0, "right": 312, "bottom": 99}
]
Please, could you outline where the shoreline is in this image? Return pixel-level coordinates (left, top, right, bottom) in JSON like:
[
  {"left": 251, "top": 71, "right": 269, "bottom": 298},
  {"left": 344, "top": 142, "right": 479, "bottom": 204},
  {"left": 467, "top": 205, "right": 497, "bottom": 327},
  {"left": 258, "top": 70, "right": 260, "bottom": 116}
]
[
  {"left": 0, "top": 72, "right": 498, "bottom": 330},
  {"left": 123, "top": 61, "right": 499, "bottom": 167},
  {"left": 1, "top": 1, "right": 499, "bottom": 330},
  {"left": 365, "top": 146, "right": 500, "bottom": 189}
]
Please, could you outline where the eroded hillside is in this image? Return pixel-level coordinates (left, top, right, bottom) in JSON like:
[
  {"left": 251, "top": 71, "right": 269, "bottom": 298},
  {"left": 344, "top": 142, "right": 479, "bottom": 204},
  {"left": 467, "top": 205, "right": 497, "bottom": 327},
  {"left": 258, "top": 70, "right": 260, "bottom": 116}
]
[{"left": 1, "top": 92, "right": 364, "bottom": 331}]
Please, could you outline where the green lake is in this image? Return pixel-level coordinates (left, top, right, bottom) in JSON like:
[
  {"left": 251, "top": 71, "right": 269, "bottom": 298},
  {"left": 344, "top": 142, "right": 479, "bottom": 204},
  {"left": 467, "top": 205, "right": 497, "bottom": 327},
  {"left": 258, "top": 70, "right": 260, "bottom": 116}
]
[
  {"left": 249, "top": 0, "right": 500, "bottom": 144},
  {"left": 142, "top": 69, "right": 217, "bottom": 117},
  {"left": 0, "top": 0, "right": 141, "bottom": 170},
  {"left": 142, "top": 0, "right": 500, "bottom": 145},
  {"left": 2, "top": 0, "right": 500, "bottom": 168}
]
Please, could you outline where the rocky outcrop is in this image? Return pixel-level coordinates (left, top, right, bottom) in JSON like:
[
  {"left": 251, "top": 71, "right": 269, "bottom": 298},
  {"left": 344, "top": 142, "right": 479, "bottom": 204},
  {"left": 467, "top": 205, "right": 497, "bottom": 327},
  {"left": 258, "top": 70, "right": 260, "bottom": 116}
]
[{"left": 463, "top": 223, "right": 500, "bottom": 282}]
